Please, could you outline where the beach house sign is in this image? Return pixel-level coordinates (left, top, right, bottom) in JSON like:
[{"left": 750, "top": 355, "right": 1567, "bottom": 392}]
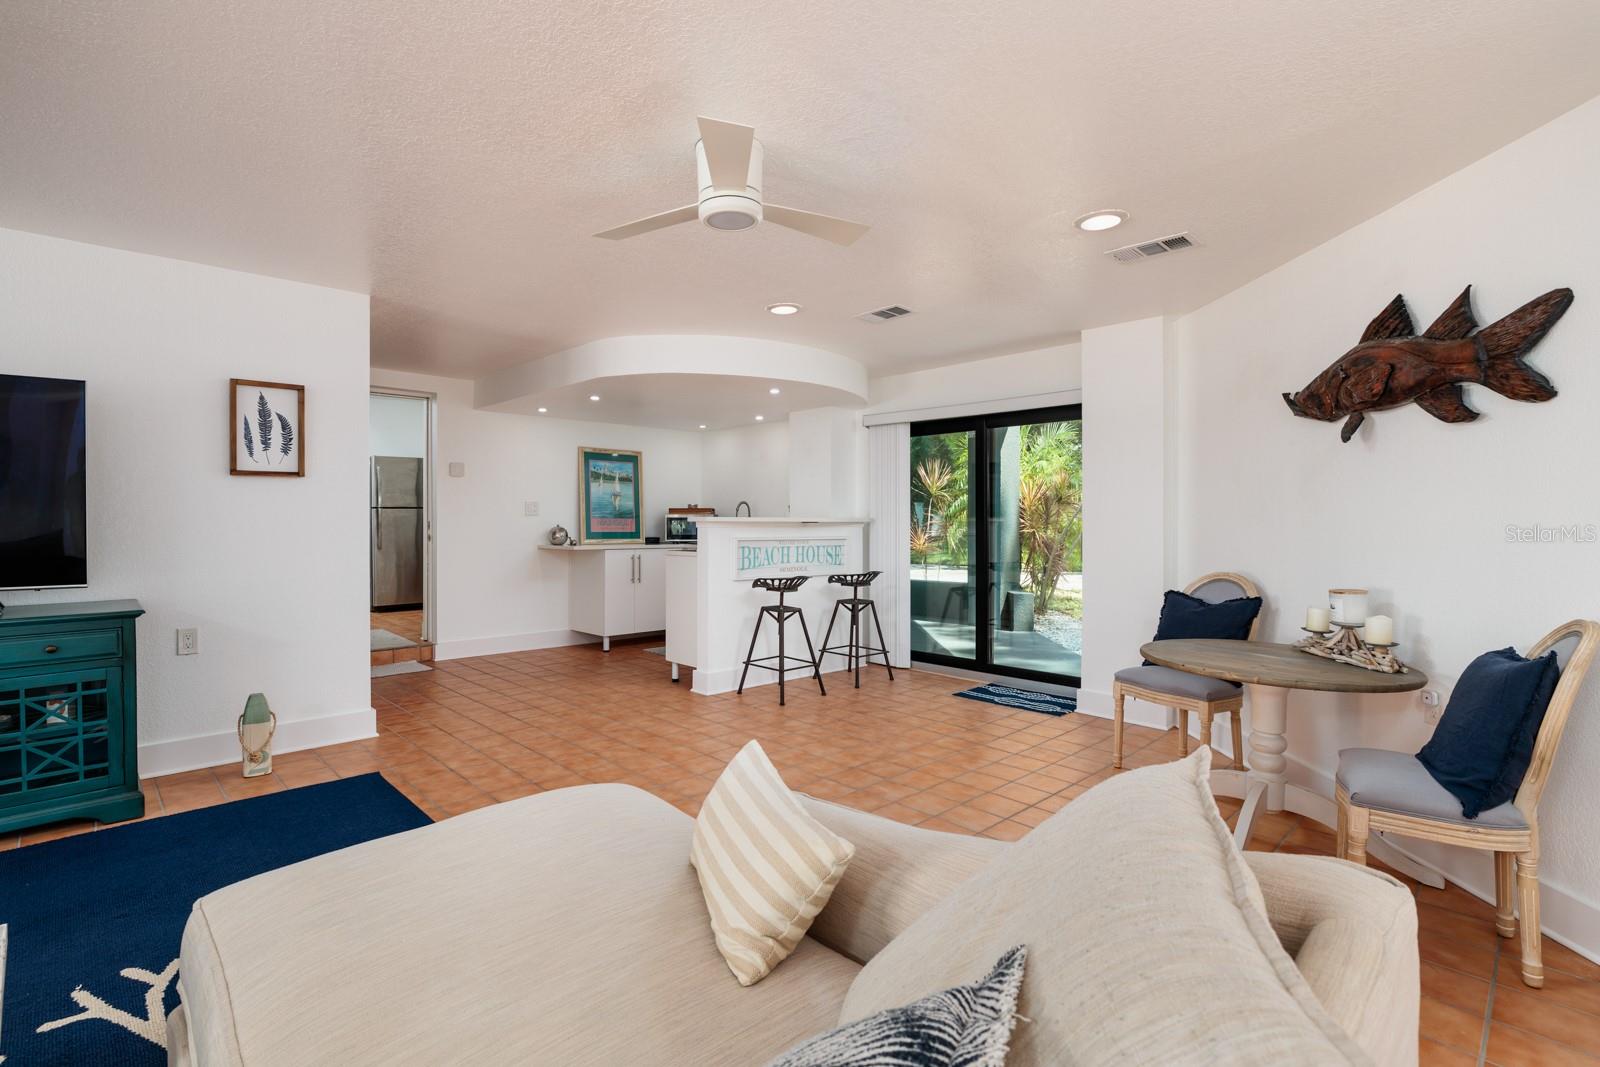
[{"left": 734, "top": 537, "right": 849, "bottom": 579}]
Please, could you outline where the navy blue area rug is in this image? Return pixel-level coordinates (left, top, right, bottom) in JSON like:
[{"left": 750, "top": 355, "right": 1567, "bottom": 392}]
[
  {"left": 954, "top": 683, "right": 1078, "bottom": 716},
  {"left": 0, "top": 773, "right": 429, "bottom": 1066}
]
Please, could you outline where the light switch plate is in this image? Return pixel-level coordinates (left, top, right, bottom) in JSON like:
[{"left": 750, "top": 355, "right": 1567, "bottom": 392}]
[
  {"left": 524, "top": 500, "right": 540, "bottom": 517},
  {"left": 448, "top": 462, "right": 465, "bottom": 478}
]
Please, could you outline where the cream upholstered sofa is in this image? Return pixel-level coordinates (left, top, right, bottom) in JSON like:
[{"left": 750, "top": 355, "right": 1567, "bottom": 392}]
[{"left": 169, "top": 750, "right": 1419, "bottom": 1066}]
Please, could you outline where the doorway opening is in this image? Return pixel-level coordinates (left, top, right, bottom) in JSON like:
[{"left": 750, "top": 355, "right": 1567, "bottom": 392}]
[
  {"left": 370, "top": 390, "right": 435, "bottom": 672},
  {"left": 909, "top": 405, "right": 1082, "bottom": 686}
]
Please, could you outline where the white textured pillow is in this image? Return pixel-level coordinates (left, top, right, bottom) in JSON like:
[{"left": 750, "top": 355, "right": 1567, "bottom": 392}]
[
  {"left": 839, "top": 748, "right": 1370, "bottom": 1065},
  {"left": 691, "top": 740, "right": 855, "bottom": 985}
]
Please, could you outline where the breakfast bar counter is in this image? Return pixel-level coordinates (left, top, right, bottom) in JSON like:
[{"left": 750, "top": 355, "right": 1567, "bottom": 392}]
[{"left": 667, "top": 517, "right": 868, "bottom": 695}]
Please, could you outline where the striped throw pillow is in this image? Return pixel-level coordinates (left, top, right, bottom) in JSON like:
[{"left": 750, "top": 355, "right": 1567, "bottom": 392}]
[{"left": 691, "top": 740, "right": 856, "bottom": 985}]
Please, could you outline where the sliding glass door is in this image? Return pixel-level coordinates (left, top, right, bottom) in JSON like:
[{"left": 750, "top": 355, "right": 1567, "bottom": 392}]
[{"left": 910, "top": 406, "right": 1081, "bottom": 685}]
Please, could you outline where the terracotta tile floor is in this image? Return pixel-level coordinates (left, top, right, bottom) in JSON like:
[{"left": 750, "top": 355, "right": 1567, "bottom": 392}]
[{"left": 7, "top": 639, "right": 1598, "bottom": 1065}]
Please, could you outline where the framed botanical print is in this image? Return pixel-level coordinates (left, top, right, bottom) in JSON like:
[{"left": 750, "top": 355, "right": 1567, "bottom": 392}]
[
  {"left": 231, "top": 379, "right": 305, "bottom": 477},
  {"left": 577, "top": 447, "right": 643, "bottom": 543}
]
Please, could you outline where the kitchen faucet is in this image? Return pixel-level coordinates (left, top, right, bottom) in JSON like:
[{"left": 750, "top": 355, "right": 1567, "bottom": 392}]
[{"left": 735, "top": 500, "right": 751, "bottom": 517}]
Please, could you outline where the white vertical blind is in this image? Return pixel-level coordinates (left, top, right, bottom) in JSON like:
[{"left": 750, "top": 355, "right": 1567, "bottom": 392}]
[{"left": 867, "top": 423, "right": 912, "bottom": 666}]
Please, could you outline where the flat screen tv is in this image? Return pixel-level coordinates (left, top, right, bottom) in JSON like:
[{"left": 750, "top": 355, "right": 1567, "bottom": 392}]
[{"left": 0, "top": 374, "right": 88, "bottom": 590}]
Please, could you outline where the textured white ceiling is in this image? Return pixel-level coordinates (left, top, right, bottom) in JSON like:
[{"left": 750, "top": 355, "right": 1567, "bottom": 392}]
[{"left": 4, "top": 1, "right": 1599, "bottom": 378}]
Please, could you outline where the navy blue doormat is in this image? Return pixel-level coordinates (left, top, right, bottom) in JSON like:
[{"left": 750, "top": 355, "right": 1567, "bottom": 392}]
[
  {"left": 954, "top": 683, "right": 1078, "bottom": 716},
  {"left": 0, "top": 773, "right": 429, "bottom": 1066}
]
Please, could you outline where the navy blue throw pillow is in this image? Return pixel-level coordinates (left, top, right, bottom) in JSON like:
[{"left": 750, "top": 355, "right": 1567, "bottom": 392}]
[
  {"left": 1483, "top": 652, "right": 1561, "bottom": 813},
  {"left": 1418, "top": 647, "right": 1559, "bottom": 818},
  {"left": 1148, "top": 589, "right": 1262, "bottom": 646}
]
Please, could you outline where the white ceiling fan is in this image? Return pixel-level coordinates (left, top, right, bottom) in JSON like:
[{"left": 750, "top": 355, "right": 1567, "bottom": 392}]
[{"left": 595, "top": 116, "right": 870, "bottom": 246}]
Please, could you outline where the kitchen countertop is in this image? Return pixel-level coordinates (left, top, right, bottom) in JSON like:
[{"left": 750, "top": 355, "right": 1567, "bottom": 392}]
[
  {"left": 692, "top": 516, "right": 868, "bottom": 525},
  {"left": 537, "top": 542, "right": 687, "bottom": 551}
]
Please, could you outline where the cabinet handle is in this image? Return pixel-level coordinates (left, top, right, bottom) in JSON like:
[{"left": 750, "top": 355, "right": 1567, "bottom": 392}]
[{"left": 43, "top": 644, "right": 59, "bottom": 654}]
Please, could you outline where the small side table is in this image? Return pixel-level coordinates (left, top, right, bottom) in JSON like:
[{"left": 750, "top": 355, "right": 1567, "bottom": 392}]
[{"left": 1140, "top": 639, "right": 1428, "bottom": 860}]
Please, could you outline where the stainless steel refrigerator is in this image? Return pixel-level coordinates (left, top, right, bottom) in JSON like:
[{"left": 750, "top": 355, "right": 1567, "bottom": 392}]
[{"left": 370, "top": 456, "right": 424, "bottom": 609}]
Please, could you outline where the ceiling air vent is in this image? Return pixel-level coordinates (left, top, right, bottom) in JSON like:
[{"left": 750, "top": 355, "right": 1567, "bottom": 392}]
[
  {"left": 859, "top": 305, "right": 913, "bottom": 322},
  {"left": 1106, "top": 233, "right": 1197, "bottom": 263}
]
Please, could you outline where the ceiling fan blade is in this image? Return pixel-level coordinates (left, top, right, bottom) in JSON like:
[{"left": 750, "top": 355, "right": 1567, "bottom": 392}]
[
  {"left": 697, "top": 116, "right": 755, "bottom": 191},
  {"left": 764, "top": 204, "right": 870, "bottom": 246},
  {"left": 594, "top": 205, "right": 699, "bottom": 240}
]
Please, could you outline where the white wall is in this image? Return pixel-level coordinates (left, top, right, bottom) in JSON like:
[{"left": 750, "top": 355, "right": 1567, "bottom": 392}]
[
  {"left": 788, "top": 407, "right": 866, "bottom": 518},
  {"left": 369, "top": 393, "right": 428, "bottom": 458},
  {"left": 1079, "top": 319, "right": 1176, "bottom": 717},
  {"left": 699, "top": 421, "right": 790, "bottom": 518},
  {"left": 369, "top": 369, "right": 704, "bottom": 658},
  {"left": 0, "top": 227, "right": 372, "bottom": 774},
  {"left": 1174, "top": 95, "right": 1600, "bottom": 956},
  {"left": 865, "top": 342, "right": 1082, "bottom": 420}
]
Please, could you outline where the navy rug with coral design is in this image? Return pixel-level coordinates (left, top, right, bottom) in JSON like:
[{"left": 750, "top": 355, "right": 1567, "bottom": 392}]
[{"left": 0, "top": 773, "right": 429, "bottom": 1065}]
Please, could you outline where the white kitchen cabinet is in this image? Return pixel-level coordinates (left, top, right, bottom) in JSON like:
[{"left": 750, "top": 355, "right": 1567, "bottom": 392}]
[{"left": 565, "top": 546, "right": 669, "bottom": 650}]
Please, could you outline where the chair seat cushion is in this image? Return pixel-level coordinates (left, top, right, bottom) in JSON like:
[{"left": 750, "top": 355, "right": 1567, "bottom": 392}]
[
  {"left": 178, "top": 784, "right": 860, "bottom": 1066},
  {"left": 1115, "top": 664, "right": 1241, "bottom": 702},
  {"left": 1338, "top": 748, "right": 1529, "bottom": 829}
]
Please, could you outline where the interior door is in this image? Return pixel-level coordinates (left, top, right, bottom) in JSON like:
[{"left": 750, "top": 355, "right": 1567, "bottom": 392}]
[
  {"left": 633, "top": 550, "right": 667, "bottom": 632},
  {"left": 603, "top": 550, "right": 636, "bottom": 634}
]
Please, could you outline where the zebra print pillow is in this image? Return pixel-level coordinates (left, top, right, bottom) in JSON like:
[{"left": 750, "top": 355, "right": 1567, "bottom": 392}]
[{"left": 767, "top": 945, "right": 1027, "bottom": 1067}]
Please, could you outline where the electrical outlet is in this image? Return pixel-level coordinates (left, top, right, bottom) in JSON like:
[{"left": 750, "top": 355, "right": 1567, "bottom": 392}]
[
  {"left": 176, "top": 627, "right": 199, "bottom": 655},
  {"left": 524, "top": 500, "right": 540, "bottom": 517},
  {"left": 1420, "top": 688, "right": 1442, "bottom": 725}
]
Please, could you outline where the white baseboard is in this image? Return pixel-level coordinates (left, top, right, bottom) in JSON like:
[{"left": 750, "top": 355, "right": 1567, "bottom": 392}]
[
  {"left": 138, "top": 706, "right": 377, "bottom": 778},
  {"left": 432, "top": 629, "right": 599, "bottom": 660}
]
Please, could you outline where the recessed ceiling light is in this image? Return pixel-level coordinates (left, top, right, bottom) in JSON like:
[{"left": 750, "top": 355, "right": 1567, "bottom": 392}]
[
  {"left": 698, "top": 424, "right": 707, "bottom": 430},
  {"left": 537, "top": 407, "right": 548, "bottom": 413},
  {"left": 769, "top": 387, "right": 781, "bottom": 395},
  {"left": 588, "top": 394, "right": 601, "bottom": 402},
  {"left": 755, "top": 415, "right": 765, "bottom": 421},
  {"left": 1075, "top": 210, "right": 1128, "bottom": 232},
  {"left": 767, "top": 303, "right": 802, "bottom": 316}
]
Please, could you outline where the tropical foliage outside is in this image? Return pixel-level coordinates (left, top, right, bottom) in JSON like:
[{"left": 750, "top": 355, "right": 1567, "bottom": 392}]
[{"left": 911, "top": 422, "right": 1083, "bottom": 619}]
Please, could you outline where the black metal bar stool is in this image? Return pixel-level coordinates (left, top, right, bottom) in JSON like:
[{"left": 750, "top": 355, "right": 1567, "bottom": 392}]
[
  {"left": 819, "top": 571, "right": 896, "bottom": 688},
  {"left": 736, "top": 576, "right": 826, "bottom": 705}
]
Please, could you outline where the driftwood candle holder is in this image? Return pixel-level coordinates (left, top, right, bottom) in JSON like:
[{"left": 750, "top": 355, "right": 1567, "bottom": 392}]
[{"left": 1294, "top": 623, "right": 1409, "bottom": 674}]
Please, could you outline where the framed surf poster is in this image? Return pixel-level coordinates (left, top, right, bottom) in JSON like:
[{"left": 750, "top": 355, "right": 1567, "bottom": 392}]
[{"left": 577, "top": 447, "right": 643, "bottom": 544}]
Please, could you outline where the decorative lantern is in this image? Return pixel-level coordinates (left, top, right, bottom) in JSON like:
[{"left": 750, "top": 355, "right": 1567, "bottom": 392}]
[{"left": 237, "top": 692, "right": 277, "bottom": 777}]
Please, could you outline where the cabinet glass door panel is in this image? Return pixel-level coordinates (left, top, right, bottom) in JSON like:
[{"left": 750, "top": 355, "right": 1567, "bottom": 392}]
[
  {"left": 0, "top": 667, "right": 120, "bottom": 800},
  {"left": 910, "top": 429, "right": 977, "bottom": 662}
]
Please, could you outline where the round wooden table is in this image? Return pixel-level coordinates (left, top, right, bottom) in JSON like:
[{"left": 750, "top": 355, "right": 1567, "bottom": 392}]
[{"left": 1141, "top": 639, "right": 1428, "bottom": 851}]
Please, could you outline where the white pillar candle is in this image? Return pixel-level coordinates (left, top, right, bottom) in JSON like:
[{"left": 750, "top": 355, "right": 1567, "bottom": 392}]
[
  {"left": 1306, "top": 607, "right": 1330, "bottom": 632},
  {"left": 1364, "top": 615, "right": 1394, "bottom": 644},
  {"left": 1329, "top": 588, "right": 1368, "bottom": 626}
]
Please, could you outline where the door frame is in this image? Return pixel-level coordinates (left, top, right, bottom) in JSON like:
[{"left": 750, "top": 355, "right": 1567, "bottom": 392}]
[
  {"left": 370, "top": 387, "right": 438, "bottom": 646},
  {"left": 910, "top": 403, "right": 1082, "bottom": 688}
]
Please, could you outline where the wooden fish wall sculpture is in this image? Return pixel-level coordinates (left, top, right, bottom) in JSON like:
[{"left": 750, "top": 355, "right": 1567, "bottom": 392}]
[{"left": 1283, "top": 286, "right": 1573, "bottom": 442}]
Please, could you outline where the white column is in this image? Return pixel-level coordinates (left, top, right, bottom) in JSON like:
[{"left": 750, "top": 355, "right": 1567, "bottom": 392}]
[{"left": 1080, "top": 316, "right": 1178, "bottom": 722}]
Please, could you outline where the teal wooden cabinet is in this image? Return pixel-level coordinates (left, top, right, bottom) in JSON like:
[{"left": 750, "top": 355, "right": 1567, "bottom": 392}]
[{"left": 0, "top": 600, "right": 144, "bottom": 834}]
